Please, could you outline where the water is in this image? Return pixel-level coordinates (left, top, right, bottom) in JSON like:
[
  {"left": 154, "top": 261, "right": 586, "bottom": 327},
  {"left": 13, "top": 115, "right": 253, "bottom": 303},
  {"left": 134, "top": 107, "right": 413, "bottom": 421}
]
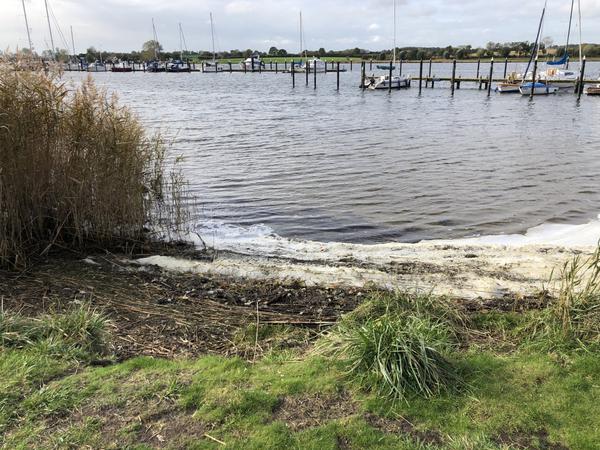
[{"left": 65, "top": 62, "right": 600, "bottom": 244}]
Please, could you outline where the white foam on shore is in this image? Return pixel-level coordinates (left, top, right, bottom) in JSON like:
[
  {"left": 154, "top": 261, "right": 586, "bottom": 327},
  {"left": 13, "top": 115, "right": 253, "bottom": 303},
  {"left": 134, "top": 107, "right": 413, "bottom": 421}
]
[{"left": 190, "top": 215, "right": 600, "bottom": 261}]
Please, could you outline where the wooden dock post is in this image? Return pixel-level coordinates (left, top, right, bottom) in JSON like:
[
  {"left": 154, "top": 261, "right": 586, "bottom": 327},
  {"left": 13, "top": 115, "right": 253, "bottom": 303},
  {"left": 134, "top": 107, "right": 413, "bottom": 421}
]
[
  {"left": 457, "top": 76, "right": 461, "bottom": 89},
  {"left": 476, "top": 58, "right": 481, "bottom": 78},
  {"left": 428, "top": 58, "right": 432, "bottom": 78},
  {"left": 504, "top": 58, "right": 508, "bottom": 78},
  {"left": 229, "top": 62, "right": 232, "bottom": 73},
  {"left": 215, "top": 61, "right": 219, "bottom": 73},
  {"left": 487, "top": 58, "right": 494, "bottom": 96},
  {"left": 306, "top": 61, "right": 309, "bottom": 85},
  {"left": 399, "top": 59, "right": 403, "bottom": 76},
  {"left": 530, "top": 57, "right": 538, "bottom": 99},
  {"left": 451, "top": 59, "right": 457, "bottom": 95},
  {"left": 244, "top": 61, "right": 247, "bottom": 74},
  {"left": 577, "top": 56, "right": 586, "bottom": 100},
  {"left": 361, "top": 61, "right": 366, "bottom": 89},
  {"left": 292, "top": 62, "right": 295, "bottom": 88},
  {"left": 270, "top": 61, "right": 273, "bottom": 70},
  {"left": 275, "top": 62, "right": 278, "bottom": 73},
  {"left": 370, "top": 59, "right": 373, "bottom": 70},
  {"left": 337, "top": 62, "right": 340, "bottom": 91},
  {"left": 201, "top": 62, "right": 204, "bottom": 73},
  {"left": 285, "top": 60, "right": 288, "bottom": 71},
  {"left": 314, "top": 60, "right": 317, "bottom": 89},
  {"left": 388, "top": 60, "right": 393, "bottom": 93},
  {"left": 418, "top": 58, "right": 423, "bottom": 94},
  {"left": 350, "top": 59, "right": 353, "bottom": 71}
]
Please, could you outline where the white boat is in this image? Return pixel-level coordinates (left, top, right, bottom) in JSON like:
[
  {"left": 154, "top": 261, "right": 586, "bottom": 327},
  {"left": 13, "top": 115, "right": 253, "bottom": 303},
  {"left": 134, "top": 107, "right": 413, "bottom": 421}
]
[
  {"left": 365, "top": 0, "right": 410, "bottom": 91},
  {"left": 366, "top": 74, "right": 410, "bottom": 90},
  {"left": 536, "top": 68, "right": 578, "bottom": 89},
  {"left": 496, "top": 72, "right": 524, "bottom": 93},
  {"left": 297, "top": 58, "right": 327, "bottom": 73},
  {"left": 240, "top": 56, "right": 265, "bottom": 70},
  {"left": 166, "top": 59, "right": 191, "bottom": 72},
  {"left": 87, "top": 61, "right": 106, "bottom": 72},
  {"left": 519, "top": 82, "right": 558, "bottom": 95}
]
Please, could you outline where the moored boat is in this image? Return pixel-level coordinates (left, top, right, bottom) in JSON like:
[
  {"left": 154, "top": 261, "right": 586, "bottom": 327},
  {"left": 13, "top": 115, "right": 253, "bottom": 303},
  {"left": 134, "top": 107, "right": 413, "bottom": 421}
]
[
  {"left": 111, "top": 62, "right": 132, "bottom": 72},
  {"left": 166, "top": 59, "right": 191, "bottom": 72},
  {"left": 366, "top": 74, "right": 410, "bottom": 90},
  {"left": 87, "top": 61, "right": 106, "bottom": 72},
  {"left": 519, "top": 81, "right": 558, "bottom": 95},
  {"left": 240, "top": 56, "right": 265, "bottom": 70}
]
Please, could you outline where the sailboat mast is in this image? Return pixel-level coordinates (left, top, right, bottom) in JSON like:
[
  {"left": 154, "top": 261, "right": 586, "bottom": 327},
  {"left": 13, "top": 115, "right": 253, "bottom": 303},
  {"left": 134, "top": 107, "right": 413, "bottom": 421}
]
[
  {"left": 299, "top": 11, "right": 306, "bottom": 62},
  {"left": 70, "top": 26, "right": 76, "bottom": 58},
  {"left": 21, "top": 0, "right": 33, "bottom": 52},
  {"left": 564, "top": 0, "right": 575, "bottom": 68},
  {"left": 577, "top": 0, "right": 582, "bottom": 69},
  {"left": 393, "top": 0, "right": 396, "bottom": 66},
  {"left": 210, "top": 13, "right": 216, "bottom": 62},
  {"left": 179, "top": 23, "right": 183, "bottom": 60},
  {"left": 44, "top": 0, "right": 55, "bottom": 59},
  {"left": 523, "top": 1, "right": 546, "bottom": 83},
  {"left": 152, "top": 18, "right": 159, "bottom": 60}
]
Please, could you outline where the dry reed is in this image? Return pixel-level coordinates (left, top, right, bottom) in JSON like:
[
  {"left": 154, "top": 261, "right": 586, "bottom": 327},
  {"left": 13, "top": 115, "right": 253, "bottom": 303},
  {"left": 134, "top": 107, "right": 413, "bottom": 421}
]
[{"left": 0, "top": 56, "right": 186, "bottom": 268}]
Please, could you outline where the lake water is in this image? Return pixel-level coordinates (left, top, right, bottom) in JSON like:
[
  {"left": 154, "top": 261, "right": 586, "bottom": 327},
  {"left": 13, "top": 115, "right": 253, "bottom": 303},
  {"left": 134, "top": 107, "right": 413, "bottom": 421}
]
[{"left": 66, "top": 61, "right": 600, "bottom": 245}]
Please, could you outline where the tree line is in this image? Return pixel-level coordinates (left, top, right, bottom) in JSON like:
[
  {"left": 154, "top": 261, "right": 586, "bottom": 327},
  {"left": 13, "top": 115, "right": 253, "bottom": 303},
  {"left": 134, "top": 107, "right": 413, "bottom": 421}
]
[{"left": 14, "top": 39, "right": 600, "bottom": 63}]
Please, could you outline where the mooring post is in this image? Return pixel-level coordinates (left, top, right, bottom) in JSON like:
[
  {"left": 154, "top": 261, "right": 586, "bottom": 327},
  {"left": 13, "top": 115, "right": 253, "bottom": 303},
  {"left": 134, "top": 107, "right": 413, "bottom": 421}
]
[
  {"left": 388, "top": 60, "right": 393, "bottom": 93},
  {"left": 285, "top": 60, "right": 288, "bottom": 71},
  {"left": 350, "top": 59, "right": 353, "bottom": 71},
  {"left": 451, "top": 59, "right": 457, "bottom": 95},
  {"left": 361, "top": 61, "right": 366, "bottom": 89},
  {"left": 577, "top": 56, "right": 587, "bottom": 100},
  {"left": 314, "top": 60, "right": 317, "bottom": 89},
  {"left": 305, "top": 61, "right": 309, "bottom": 85},
  {"left": 337, "top": 62, "right": 340, "bottom": 91},
  {"left": 370, "top": 59, "right": 373, "bottom": 70},
  {"left": 399, "top": 59, "right": 403, "bottom": 76},
  {"left": 244, "top": 61, "right": 247, "bottom": 74},
  {"left": 476, "top": 58, "right": 481, "bottom": 78},
  {"left": 270, "top": 61, "right": 273, "bottom": 70},
  {"left": 215, "top": 61, "right": 219, "bottom": 73},
  {"left": 275, "top": 62, "right": 278, "bottom": 73},
  {"left": 251, "top": 56, "right": 255, "bottom": 72},
  {"left": 487, "top": 57, "right": 494, "bottom": 96},
  {"left": 229, "top": 62, "right": 232, "bottom": 73},
  {"left": 428, "top": 58, "right": 432, "bottom": 78},
  {"left": 530, "top": 57, "right": 538, "bottom": 99},
  {"left": 292, "top": 61, "right": 295, "bottom": 88},
  {"left": 504, "top": 57, "right": 508, "bottom": 78},
  {"left": 418, "top": 58, "right": 423, "bottom": 94}
]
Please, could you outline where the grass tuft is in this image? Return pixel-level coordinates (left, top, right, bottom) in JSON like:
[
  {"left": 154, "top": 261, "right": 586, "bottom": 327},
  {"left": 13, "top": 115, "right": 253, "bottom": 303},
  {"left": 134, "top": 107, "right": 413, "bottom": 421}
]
[
  {"left": 525, "top": 246, "right": 600, "bottom": 351},
  {"left": 323, "top": 292, "right": 462, "bottom": 401}
]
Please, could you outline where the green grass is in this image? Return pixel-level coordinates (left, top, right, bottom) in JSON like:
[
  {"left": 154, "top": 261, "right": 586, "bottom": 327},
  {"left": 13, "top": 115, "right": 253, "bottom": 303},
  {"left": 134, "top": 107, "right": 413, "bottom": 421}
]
[{"left": 0, "top": 288, "right": 600, "bottom": 450}]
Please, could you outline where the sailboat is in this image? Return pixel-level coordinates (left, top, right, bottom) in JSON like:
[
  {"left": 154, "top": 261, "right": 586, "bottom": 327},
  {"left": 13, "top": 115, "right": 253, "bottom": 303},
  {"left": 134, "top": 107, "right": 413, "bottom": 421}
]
[
  {"left": 167, "top": 23, "right": 191, "bottom": 72},
  {"left": 147, "top": 19, "right": 166, "bottom": 73},
  {"left": 365, "top": 0, "right": 410, "bottom": 90},
  {"left": 295, "top": 12, "right": 326, "bottom": 73},
  {"left": 536, "top": 0, "right": 582, "bottom": 89},
  {"left": 519, "top": 1, "right": 558, "bottom": 95},
  {"left": 204, "top": 13, "right": 223, "bottom": 72}
]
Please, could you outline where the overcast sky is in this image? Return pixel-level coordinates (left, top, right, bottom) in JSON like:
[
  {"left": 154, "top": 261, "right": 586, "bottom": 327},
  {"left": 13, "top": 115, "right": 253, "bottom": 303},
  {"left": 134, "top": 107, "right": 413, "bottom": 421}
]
[{"left": 3, "top": 0, "right": 600, "bottom": 53}]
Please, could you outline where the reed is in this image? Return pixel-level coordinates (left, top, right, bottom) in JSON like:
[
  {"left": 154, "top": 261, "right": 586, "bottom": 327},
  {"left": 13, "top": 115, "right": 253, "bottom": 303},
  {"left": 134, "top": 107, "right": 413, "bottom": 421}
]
[
  {"left": 526, "top": 246, "right": 600, "bottom": 350},
  {"left": 0, "top": 56, "right": 186, "bottom": 268}
]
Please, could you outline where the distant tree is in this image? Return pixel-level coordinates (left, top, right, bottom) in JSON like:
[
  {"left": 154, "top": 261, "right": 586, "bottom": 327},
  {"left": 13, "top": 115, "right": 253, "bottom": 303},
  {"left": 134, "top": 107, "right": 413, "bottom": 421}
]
[
  {"left": 277, "top": 48, "right": 288, "bottom": 56},
  {"left": 455, "top": 48, "right": 466, "bottom": 59},
  {"left": 268, "top": 46, "right": 279, "bottom": 56},
  {"left": 85, "top": 46, "right": 98, "bottom": 62},
  {"left": 243, "top": 49, "right": 253, "bottom": 58},
  {"left": 500, "top": 46, "right": 511, "bottom": 58},
  {"left": 141, "top": 40, "right": 162, "bottom": 60},
  {"left": 318, "top": 47, "right": 326, "bottom": 57}
]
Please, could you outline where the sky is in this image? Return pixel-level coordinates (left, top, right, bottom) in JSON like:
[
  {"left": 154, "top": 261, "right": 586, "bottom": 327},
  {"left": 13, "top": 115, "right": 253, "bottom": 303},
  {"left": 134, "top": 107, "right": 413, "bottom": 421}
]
[{"left": 2, "top": 0, "right": 600, "bottom": 54}]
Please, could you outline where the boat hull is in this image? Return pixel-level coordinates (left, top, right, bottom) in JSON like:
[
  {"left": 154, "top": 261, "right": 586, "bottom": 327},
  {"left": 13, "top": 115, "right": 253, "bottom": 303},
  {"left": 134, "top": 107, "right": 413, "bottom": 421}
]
[
  {"left": 519, "top": 83, "right": 559, "bottom": 95},
  {"left": 496, "top": 83, "right": 520, "bottom": 93},
  {"left": 366, "top": 76, "right": 410, "bottom": 90}
]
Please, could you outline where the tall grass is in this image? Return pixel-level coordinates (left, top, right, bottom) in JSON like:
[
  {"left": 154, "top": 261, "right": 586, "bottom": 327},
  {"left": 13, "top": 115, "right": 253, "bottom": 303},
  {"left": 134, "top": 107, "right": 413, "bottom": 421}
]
[
  {"left": 323, "top": 292, "right": 463, "bottom": 401},
  {"left": 527, "top": 246, "right": 600, "bottom": 351},
  {"left": 0, "top": 56, "right": 187, "bottom": 268}
]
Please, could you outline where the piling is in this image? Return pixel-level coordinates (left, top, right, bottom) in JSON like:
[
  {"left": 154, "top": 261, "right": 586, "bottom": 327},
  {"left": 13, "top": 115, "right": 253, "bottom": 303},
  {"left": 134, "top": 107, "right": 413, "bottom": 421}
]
[
  {"left": 451, "top": 59, "right": 457, "bottom": 95},
  {"left": 305, "top": 61, "right": 309, "bottom": 85},
  {"left": 292, "top": 62, "right": 295, "bottom": 88},
  {"left": 487, "top": 58, "right": 494, "bottom": 96},
  {"left": 251, "top": 56, "right": 255, "bottom": 72},
  {"left": 361, "top": 61, "right": 366, "bottom": 89},
  {"left": 370, "top": 59, "right": 373, "bottom": 70},
  {"left": 388, "top": 60, "right": 393, "bottom": 93},
  {"left": 270, "top": 61, "right": 273, "bottom": 70},
  {"left": 418, "top": 58, "right": 423, "bottom": 94},
  {"left": 337, "top": 62, "right": 340, "bottom": 90},
  {"left": 314, "top": 61, "right": 317, "bottom": 89},
  {"left": 259, "top": 59, "right": 262, "bottom": 73},
  {"left": 577, "top": 56, "right": 586, "bottom": 100},
  {"left": 244, "top": 62, "right": 247, "bottom": 74},
  {"left": 428, "top": 58, "right": 432, "bottom": 78},
  {"left": 229, "top": 62, "right": 232, "bottom": 73},
  {"left": 476, "top": 58, "right": 481, "bottom": 78},
  {"left": 285, "top": 60, "right": 288, "bottom": 71},
  {"left": 530, "top": 57, "right": 538, "bottom": 99},
  {"left": 275, "top": 62, "right": 278, "bottom": 73},
  {"left": 350, "top": 60, "right": 353, "bottom": 71},
  {"left": 399, "top": 59, "right": 403, "bottom": 76},
  {"left": 503, "top": 57, "right": 508, "bottom": 78}
]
